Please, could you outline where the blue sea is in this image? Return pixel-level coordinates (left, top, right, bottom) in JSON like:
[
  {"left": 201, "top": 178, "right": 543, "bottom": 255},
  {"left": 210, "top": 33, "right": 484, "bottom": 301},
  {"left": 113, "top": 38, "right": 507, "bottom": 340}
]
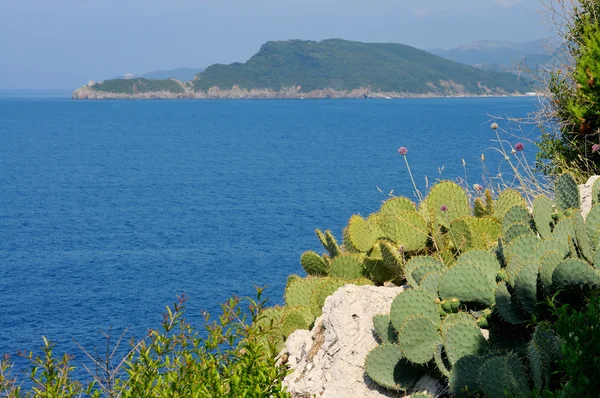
[{"left": 0, "top": 93, "right": 538, "bottom": 376}]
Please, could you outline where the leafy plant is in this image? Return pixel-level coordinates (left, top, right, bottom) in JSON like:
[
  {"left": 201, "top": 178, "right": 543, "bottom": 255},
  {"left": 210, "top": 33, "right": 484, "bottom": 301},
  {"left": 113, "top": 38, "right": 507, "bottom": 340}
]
[
  {"left": 542, "top": 292, "right": 600, "bottom": 397},
  {"left": 0, "top": 289, "right": 291, "bottom": 398},
  {"left": 535, "top": 0, "right": 600, "bottom": 179}
]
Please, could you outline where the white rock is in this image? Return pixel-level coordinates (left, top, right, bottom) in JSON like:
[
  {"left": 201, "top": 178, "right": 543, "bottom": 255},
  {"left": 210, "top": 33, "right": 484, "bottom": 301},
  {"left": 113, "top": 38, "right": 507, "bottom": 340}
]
[
  {"left": 280, "top": 284, "right": 444, "bottom": 398},
  {"left": 579, "top": 175, "right": 600, "bottom": 220}
]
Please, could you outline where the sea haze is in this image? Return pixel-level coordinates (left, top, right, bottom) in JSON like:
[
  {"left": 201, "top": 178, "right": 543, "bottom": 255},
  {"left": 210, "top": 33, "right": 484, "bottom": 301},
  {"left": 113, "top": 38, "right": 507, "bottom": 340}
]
[{"left": 0, "top": 96, "right": 537, "bottom": 366}]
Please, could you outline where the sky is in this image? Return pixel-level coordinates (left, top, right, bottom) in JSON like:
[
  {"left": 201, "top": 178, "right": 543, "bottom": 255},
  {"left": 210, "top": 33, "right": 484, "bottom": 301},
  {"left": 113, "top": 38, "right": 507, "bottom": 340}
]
[{"left": 0, "top": 0, "right": 553, "bottom": 89}]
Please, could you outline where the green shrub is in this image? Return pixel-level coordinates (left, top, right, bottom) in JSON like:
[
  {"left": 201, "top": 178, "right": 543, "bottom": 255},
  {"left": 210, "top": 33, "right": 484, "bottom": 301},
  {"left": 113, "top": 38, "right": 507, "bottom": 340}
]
[
  {"left": 0, "top": 289, "right": 290, "bottom": 398},
  {"left": 543, "top": 292, "right": 600, "bottom": 397},
  {"left": 536, "top": 0, "right": 600, "bottom": 180}
]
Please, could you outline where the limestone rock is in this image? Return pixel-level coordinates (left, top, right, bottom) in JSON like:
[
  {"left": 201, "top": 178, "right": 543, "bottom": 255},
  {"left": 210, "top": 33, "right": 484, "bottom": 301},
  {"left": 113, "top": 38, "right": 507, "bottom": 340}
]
[
  {"left": 580, "top": 175, "right": 600, "bottom": 220},
  {"left": 280, "top": 284, "right": 444, "bottom": 398}
]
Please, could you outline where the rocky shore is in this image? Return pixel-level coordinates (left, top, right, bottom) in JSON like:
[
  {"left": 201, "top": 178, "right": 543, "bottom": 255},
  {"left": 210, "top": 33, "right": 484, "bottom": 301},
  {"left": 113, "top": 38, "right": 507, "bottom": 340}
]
[{"left": 72, "top": 82, "right": 525, "bottom": 100}]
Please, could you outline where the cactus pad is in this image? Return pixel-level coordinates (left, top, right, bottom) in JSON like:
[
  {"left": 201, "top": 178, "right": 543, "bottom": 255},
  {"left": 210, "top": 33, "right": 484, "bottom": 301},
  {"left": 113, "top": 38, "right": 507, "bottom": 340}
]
[
  {"left": 502, "top": 205, "right": 531, "bottom": 232},
  {"left": 330, "top": 254, "right": 364, "bottom": 280},
  {"left": 528, "top": 326, "right": 560, "bottom": 392},
  {"left": 469, "top": 217, "right": 502, "bottom": 249},
  {"left": 552, "top": 258, "right": 600, "bottom": 291},
  {"left": 397, "top": 316, "right": 442, "bottom": 364},
  {"left": 309, "top": 278, "right": 348, "bottom": 318},
  {"left": 450, "top": 355, "right": 484, "bottom": 398},
  {"left": 316, "top": 228, "right": 328, "bottom": 250},
  {"left": 504, "top": 223, "right": 534, "bottom": 244},
  {"left": 535, "top": 239, "right": 569, "bottom": 261},
  {"left": 301, "top": 251, "right": 329, "bottom": 276},
  {"left": 324, "top": 230, "right": 341, "bottom": 257},
  {"left": 552, "top": 216, "right": 575, "bottom": 245},
  {"left": 478, "top": 353, "right": 531, "bottom": 398},
  {"left": 373, "top": 314, "right": 396, "bottom": 344},
  {"left": 379, "top": 196, "right": 416, "bottom": 217},
  {"left": 364, "top": 254, "right": 396, "bottom": 285},
  {"left": 586, "top": 205, "right": 600, "bottom": 247},
  {"left": 285, "top": 276, "right": 320, "bottom": 308},
  {"left": 438, "top": 262, "right": 496, "bottom": 306},
  {"left": 346, "top": 215, "right": 378, "bottom": 252},
  {"left": 281, "top": 306, "right": 314, "bottom": 337},
  {"left": 379, "top": 211, "right": 428, "bottom": 252},
  {"left": 364, "top": 344, "right": 423, "bottom": 391},
  {"left": 456, "top": 249, "right": 501, "bottom": 273},
  {"left": 256, "top": 306, "right": 285, "bottom": 332},
  {"left": 555, "top": 173, "right": 580, "bottom": 211},
  {"left": 494, "top": 189, "right": 526, "bottom": 222},
  {"left": 494, "top": 281, "right": 526, "bottom": 324},
  {"left": 505, "top": 235, "right": 540, "bottom": 264},
  {"left": 405, "top": 256, "right": 444, "bottom": 289},
  {"left": 533, "top": 195, "right": 554, "bottom": 239},
  {"left": 449, "top": 217, "right": 473, "bottom": 251},
  {"left": 390, "top": 290, "right": 440, "bottom": 331},
  {"left": 380, "top": 241, "right": 404, "bottom": 278},
  {"left": 422, "top": 180, "right": 470, "bottom": 228},
  {"left": 593, "top": 178, "right": 600, "bottom": 206},
  {"left": 418, "top": 271, "right": 442, "bottom": 296},
  {"left": 514, "top": 261, "right": 540, "bottom": 314},
  {"left": 539, "top": 251, "right": 563, "bottom": 290},
  {"left": 442, "top": 316, "right": 488, "bottom": 365},
  {"left": 573, "top": 212, "right": 594, "bottom": 261},
  {"left": 474, "top": 197, "right": 487, "bottom": 217}
]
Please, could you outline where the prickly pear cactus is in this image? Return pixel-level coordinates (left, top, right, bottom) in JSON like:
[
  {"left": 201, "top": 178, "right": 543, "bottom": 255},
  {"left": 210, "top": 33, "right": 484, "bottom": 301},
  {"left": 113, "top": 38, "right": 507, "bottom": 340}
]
[
  {"left": 421, "top": 181, "right": 470, "bottom": 228},
  {"left": 300, "top": 251, "right": 329, "bottom": 276},
  {"left": 533, "top": 195, "right": 554, "bottom": 239},
  {"left": 555, "top": 173, "right": 581, "bottom": 211},
  {"left": 494, "top": 189, "right": 527, "bottom": 222}
]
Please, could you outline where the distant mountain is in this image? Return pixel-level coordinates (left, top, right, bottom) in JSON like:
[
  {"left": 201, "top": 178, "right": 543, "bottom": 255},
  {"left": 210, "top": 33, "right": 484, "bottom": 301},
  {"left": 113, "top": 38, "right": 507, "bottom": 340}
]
[
  {"left": 142, "top": 68, "right": 204, "bottom": 81},
  {"left": 428, "top": 38, "right": 561, "bottom": 74},
  {"left": 73, "top": 39, "right": 533, "bottom": 100}
]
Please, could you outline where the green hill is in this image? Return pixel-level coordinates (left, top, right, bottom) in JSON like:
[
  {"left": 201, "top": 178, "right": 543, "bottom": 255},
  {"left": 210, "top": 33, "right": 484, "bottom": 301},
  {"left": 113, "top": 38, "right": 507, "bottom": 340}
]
[
  {"left": 74, "top": 39, "right": 533, "bottom": 99},
  {"left": 192, "top": 39, "right": 531, "bottom": 94}
]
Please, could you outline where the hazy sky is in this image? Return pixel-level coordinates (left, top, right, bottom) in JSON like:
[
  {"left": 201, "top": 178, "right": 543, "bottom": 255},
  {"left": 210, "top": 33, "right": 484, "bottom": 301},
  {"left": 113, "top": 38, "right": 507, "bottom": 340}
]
[{"left": 0, "top": 0, "right": 553, "bottom": 89}]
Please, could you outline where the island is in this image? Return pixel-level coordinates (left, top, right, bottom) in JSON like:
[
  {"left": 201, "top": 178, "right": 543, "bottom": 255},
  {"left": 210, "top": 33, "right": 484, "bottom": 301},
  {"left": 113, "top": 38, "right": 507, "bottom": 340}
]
[{"left": 73, "top": 39, "right": 533, "bottom": 100}]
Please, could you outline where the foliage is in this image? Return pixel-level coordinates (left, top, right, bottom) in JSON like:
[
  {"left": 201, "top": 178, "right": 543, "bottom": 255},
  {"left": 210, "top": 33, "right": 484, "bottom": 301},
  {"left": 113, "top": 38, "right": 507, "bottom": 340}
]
[
  {"left": 92, "top": 78, "right": 185, "bottom": 94},
  {"left": 542, "top": 292, "right": 600, "bottom": 397},
  {"left": 0, "top": 290, "right": 290, "bottom": 397},
  {"left": 192, "top": 39, "right": 532, "bottom": 94},
  {"left": 535, "top": 0, "right": 600, "bottom": 179}
]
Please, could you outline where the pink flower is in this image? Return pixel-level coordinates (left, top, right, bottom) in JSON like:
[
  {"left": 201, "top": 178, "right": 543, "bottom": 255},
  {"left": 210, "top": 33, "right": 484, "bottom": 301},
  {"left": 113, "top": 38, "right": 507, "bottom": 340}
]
[
  {"left": 515, "top": 142, "right": 524, "bottom": 152},
  {"left": 593, "top": 144, "right": 600, "bottom": 153},
  {"left": 473, "top": 184, "right": 483, "bottom": 191},
  {"left": 398, "top": 147, "right": 408, "bottom": 156},
  {"left": 440, "top": 205, "right": 448, "bottom": 212}
]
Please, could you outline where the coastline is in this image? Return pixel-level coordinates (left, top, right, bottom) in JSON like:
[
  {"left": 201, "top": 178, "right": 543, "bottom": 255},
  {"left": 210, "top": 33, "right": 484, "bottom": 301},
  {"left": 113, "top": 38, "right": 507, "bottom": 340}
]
[{"left": 72, "top": 84, "right": 538, "bottom": 100}]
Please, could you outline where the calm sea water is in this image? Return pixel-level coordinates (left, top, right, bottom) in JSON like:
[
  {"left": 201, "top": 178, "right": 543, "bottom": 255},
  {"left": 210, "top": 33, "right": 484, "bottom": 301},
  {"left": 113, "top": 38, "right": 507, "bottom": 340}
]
[{"left": 0, "top": 94, "right": 537, "bottom": 371}]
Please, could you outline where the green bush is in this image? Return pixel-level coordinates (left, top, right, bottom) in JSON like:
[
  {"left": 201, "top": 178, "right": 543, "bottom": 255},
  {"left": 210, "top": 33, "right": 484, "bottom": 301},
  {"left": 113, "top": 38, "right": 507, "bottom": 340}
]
[
  {"left": 542, "top": 292, "right": 600, "bottom": 397},
  {"left": 0, "top": 289, "right": 290, "bottom": 398},
  {"left": 536, "top": 0, "right": 600, "bottom": 180}
]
